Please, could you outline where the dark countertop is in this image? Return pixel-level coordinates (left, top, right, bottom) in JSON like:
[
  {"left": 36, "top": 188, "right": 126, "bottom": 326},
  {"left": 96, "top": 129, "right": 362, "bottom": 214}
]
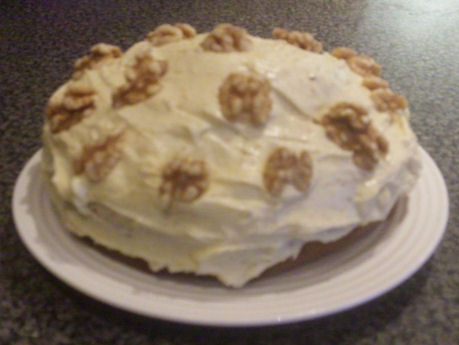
[{"left": 1, "top": 1, "right": 458, "bottom": 344}]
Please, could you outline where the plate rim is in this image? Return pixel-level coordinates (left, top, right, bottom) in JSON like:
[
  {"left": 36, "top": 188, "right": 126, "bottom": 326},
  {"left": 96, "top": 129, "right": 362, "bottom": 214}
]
[{"left": 12, "top": 147, "right": 449, "bottom": 327}]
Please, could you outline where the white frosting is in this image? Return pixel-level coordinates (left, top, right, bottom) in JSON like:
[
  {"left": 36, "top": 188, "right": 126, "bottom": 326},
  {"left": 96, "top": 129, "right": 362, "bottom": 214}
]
[{"left": 42, "top": 33, "right": 421, "bottom": 287}]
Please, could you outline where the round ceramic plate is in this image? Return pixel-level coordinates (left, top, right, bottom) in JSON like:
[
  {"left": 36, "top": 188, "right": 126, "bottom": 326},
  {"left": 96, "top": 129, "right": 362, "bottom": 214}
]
[{"left": 12, "top": 147, "right": 448, "bottom": 327}]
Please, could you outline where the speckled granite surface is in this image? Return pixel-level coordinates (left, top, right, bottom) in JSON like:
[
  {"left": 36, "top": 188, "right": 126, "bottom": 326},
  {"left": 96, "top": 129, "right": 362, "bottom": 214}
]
[{"left": 1, "top": 1, "right": 458, "bottom": 344}]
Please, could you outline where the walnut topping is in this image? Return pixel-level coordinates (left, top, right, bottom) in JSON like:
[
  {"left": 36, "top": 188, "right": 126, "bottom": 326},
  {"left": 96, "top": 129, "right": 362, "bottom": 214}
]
[
  {"left": 322, "top": 103, "right": 388, "bottom": 170},
  {"left": 46, "top": 85, "right": 96, "bottom": 133},
  {"left": 175, "top": 23, "right": 196, "bottom": 38},
  {"left": 218, "top": 72, "right": 272, "bottom": 126},
  {"left": 73, "top": 43, "right": 122, "bottom": 79},
  {"left": 201, "top": 24, "right": 252, "bottom": 52},
  {"left": 273, "top": 28, "right": 322, "bottom": 53},
  {"left": 74, "top": 133, "right": 123, "bottom": 182},
  {"left": 347, "top": 55, "right": 381, "bottom": 77},
  {"left": 331, "top": 46, "right": 381, "bottom": 77},
  {"left": 146, "top": 23, "right": 196, "bottom": 46},
  {"left": 263, "top": 148, "right": 313, "bottom": 196},
  {"left": 362, "top": 76, "right": 389, "bottom": 90},
  {"left": 371, "top": 89, "right": 408, "bottom": 113},
  {"left": 331, "top": 46, "right": 357, "bottom": 60},
  {"left": 159, "top": 158, "right": 209, "bottom": 206},
  {"left": 113, "top": 52, "right": 167, "bottom": 107}
]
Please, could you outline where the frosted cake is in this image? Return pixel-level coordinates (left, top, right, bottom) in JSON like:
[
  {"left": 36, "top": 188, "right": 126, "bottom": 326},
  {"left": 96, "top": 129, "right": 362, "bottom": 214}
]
[{"left": 42, "top": 24, "right": 421, "bottom": 287}]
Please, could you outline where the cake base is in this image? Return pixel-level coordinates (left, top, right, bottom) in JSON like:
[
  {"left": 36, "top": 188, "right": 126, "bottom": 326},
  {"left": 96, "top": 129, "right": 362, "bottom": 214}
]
[{"left": 75, "top": 198, "right": 405, "bottom": 287}]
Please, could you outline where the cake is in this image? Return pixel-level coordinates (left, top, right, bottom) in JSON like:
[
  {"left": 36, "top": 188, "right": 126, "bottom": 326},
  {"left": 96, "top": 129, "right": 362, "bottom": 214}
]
[{"left": 42, "top": 24, "right": 421, "bottom": 287}]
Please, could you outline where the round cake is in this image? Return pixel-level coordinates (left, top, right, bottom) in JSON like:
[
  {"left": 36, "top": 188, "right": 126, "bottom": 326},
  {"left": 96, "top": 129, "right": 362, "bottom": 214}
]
[{"left": 42, "top": 24, "right": 421, "bottom": 287}]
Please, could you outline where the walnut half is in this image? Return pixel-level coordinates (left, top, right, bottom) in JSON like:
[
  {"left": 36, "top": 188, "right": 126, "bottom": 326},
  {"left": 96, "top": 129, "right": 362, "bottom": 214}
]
[
  {"left": 332, "top": 46, "right": 381, "bottom": 77},
  {"left": 74, "top": 133, "right": 123, "bottom": 182},
  {"left": 331, "top": 47, "right": 357, "bottom": 60},
  {"left": 273, "top": 28, "right": 322, "bottom": 53},
  {"left": 46, "top": 84, "right": 96, "bottom": 133},
  {"left": 73, "top": 43, "right": 122, "bottom": 79},
  {"left": 362, "top": 76, "right": 389, "bottom": 90},
  {"left": 322, "top": 103, "right": 388, "bottom": 170},
  {"left": 146, "top": 23, "right": 196, "bottom": 46},
  {"left": 113, "top": 51, "right": 167, "bottom": 108},
  {"left": 159, "top": 157, "right": 209, "bottom": 207},
  {"left": 371, "top": 88, "right": 408, "bottom": 113},
  {"left": 347, "top": 55, "right": 381, "bottom": 77},
  {"left": 263, "top": 147, "right": 313, "bottom": 196},
  {"left": 201, "top": 24, "right": 252, "bottom": 52},
  {"left": 219, "top": 71, "right": 272, "bottom": 126}
]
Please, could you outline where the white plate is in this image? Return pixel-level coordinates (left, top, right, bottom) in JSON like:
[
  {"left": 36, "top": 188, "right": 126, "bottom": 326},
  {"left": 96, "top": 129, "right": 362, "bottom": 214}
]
[{"left": 12, "top": 148, "right": 448, "bottom": 327}]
